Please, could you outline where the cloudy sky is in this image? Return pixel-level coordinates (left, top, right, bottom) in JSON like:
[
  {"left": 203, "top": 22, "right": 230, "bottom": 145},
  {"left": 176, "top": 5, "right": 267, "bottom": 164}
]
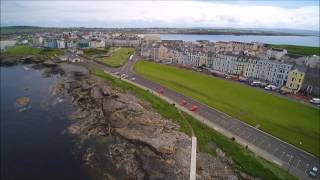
[{"left": 1, "top": 1, "right": 319, "bottom": 30}]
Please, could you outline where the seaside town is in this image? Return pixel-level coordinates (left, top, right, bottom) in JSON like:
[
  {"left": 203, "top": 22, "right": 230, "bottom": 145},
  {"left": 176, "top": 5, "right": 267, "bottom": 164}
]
[
  {"left": 3, "top": 31, "right": 319, "bottom": 99},
  {"left": 1, "top": 1, "right": 320, "bottom": 180}
]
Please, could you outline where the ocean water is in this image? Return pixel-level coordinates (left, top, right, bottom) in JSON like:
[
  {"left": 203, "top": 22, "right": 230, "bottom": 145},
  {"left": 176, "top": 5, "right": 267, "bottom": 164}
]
[
  {"left": 0, "top": 64, "right": 89, "bottom": 180},
  {"left": 159, "top": 34, "right": 320, "bottom": 47}
]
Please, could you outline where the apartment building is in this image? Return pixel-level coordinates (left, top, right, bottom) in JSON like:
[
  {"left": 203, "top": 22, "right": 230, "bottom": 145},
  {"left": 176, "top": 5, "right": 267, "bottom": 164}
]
[
  {"left": 57, "top": 39, "right": 66, "bottom": 49},
  {"left": 43, "top": 38, "right": 58, "bottom": 49},
  {"left": 89, "top": 40, "right": 105, "bottom": 48},
  {"left": 208, "top": 53, "right": 292, "bottom": 86},
  {"left": 186, "top": 50, "right": 208, "bottom": 67},
  {"left": 253, "top": 60, "right": 293, "bottom": 86},
  {"left": 282, "top": 65, "right": 306, "bottom": 93}
]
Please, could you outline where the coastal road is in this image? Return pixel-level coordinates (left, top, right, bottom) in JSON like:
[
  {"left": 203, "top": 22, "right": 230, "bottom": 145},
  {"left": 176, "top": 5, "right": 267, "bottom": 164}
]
[{"left": 88, "top": 55, "right": 319, "bottom": 180}]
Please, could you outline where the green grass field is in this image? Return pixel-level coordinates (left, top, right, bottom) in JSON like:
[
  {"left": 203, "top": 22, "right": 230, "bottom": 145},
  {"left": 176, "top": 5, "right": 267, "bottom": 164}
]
[
  {"left": 267, "top": 44, "right": 320, "bottom": 56},
  {"left": 5, "top": 45, "right": 41, "bottom": 56},
  {"left": 99, "top": 47, "right": 134, "bottom": 67},
  {"left": 134, "top": 60, "right": 320, "bottom": 157},
  {"left": 94, "top": 69, "right": 296, "bottom": 180},
  {"left": 4, "top": 45, "right": 64, "bottom": 58},
  {"left": 84, "top": 47, "right": 134, "bottom": 67},
  {"left": 83, "top": 48, "right": 110, "bottom": 59}
]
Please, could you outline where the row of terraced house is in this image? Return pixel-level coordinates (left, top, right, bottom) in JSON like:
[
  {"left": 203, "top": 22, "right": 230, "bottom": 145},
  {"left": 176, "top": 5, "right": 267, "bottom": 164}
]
[{"left": 140, "top": 39, "right": 319, "bottom": 95}]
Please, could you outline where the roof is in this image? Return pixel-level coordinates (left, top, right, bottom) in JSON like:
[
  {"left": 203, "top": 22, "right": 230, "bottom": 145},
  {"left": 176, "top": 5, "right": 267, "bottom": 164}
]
[{"left": 292, "top": 65, "right": 307, "bottom": 73}]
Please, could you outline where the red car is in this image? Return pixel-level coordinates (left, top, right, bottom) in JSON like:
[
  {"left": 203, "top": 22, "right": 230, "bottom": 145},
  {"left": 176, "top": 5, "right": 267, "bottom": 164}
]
[
  {"left": 180, "top": 100, "right": 187, "bottom": 106},
  {"left": 189, "top": 105, "right": 198, "bottom": 111},
  {"left": 158, "top": 88, "right": 164, "bottom": 94}
]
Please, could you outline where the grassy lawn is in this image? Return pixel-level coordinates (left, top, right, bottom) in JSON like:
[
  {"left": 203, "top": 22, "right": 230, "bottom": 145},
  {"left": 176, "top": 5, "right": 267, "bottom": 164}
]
[
  {"left": 99, "top": 47, "right": 134, "bottom": 67},
  {"left": 4, "top": 45, "right": 64, "bottom": 58},
  {"left": 5, "top": 45, "right": 41, "bottom": 56},
  {"left": 134, "top": 60, "right": 320, "bottom": 157},
  {"left": 84, "top": 47, "right": 134, "bottom": 67},
  {"left": 267, "top": 44, "right": 320, "bottom": 56},
  {"left": 94, "top": 69, "right": 296, "bottom": 180},
  {"left": 83, "top": 48, "right": 110, "bottom": 59}
]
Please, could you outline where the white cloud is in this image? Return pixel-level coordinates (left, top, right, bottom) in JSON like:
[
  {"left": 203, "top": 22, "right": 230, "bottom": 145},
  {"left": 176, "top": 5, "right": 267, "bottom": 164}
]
[{"left": 1, "top": 1, "right": 319, "bottom": 30}]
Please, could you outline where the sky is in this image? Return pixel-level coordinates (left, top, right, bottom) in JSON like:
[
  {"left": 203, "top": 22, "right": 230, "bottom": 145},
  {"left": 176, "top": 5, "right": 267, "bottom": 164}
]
[{"left": 1, "top": 0, "right": 319, "bottom": 30}]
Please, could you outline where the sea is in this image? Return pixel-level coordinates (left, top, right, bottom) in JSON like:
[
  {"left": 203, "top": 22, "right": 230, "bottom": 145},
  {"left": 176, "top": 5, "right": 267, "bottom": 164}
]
[
  {"left": 159, "top": 34, "right": 320, "bottom": 47},
  {"left": 0, "top": 64, "right": 89, "bottom": 179}
]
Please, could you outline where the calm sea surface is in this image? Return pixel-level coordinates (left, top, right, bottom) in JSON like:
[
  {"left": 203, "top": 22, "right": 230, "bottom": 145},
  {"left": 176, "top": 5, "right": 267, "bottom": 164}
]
[
  {"left": 0, "top": 65, "right": 89, "bottom": 179},
  {"left": 159, "top": 34, "right": 320, "bottom": 47}
]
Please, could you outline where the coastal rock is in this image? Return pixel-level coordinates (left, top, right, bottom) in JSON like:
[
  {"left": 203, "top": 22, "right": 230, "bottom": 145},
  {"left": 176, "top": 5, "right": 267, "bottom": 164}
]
[
  {"left": 43, "top": 60, "right": 57, "bottom": 67},
  {"left": 59, "top": 65, "right": 241, "bottom": 180},
  {"left": 196, "top": 153, "right": 238, "bottom": 180},
  {"left": 15, "top": 96, "right": 30, "bottom": 107},
  {"left": 90, "top": 86, "right": 103, "bottom": 99}
]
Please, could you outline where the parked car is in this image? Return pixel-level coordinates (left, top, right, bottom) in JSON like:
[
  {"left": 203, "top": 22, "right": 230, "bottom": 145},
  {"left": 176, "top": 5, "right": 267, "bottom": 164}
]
[
  {"left": 309, "top": 166, "right": 318, "bottom": 178},
  {"left": 310, "top": 98, "right": 320, "bottom": 105},
  {"left": 250, "top": 81, "right": 262, "bottom": 87},
  {"left": 121, "top": 73, "right": 127, "bottom": 78},
  {"left": 264, "top": 84, "right": 278, "bottom": 91},
  {"left": 130, "top": 77, "right": 136, "bottom": 81}
]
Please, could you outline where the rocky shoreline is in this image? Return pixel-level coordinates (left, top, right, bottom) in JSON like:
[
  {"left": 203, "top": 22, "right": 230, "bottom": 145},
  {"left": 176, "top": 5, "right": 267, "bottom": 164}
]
[
  {"left": 52, "top": 63, "right": 248, "bottom": 180},
  {"left": 2, "top": 56, "right": 253, "bottom": 179}
]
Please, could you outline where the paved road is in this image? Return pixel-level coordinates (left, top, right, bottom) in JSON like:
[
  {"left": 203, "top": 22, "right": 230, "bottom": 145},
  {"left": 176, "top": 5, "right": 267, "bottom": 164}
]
[{"left": 89, "top": 55, "right": 319, "bottom": 180}]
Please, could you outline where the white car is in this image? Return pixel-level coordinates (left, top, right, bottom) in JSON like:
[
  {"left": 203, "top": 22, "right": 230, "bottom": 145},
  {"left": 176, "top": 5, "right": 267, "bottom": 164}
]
[
  {"left": 310, "top": 98, "right": 320, "bottom": 105},
  {"left": 130, "top": 77, "right": 136, "bottom": 81},
  {"left": 264, "top": 84, "right": 278, "bottom": 91},
  {"left": 309, "top": 166, "right": 318, "bottom": 178}
]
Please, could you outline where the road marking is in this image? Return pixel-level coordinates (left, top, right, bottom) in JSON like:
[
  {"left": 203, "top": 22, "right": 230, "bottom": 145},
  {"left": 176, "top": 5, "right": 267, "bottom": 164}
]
[
  {"left": 246, "top": 134, "right": 251, "bottom": 139},
  {"left": 288, "top": 155, "right": 294, "bottom": 164},
  {"left": 305, "top": 164, "right": 309, "bottom": 173},
  {"left": 296, "top": 160, "right": 301, "bottom": 168}
]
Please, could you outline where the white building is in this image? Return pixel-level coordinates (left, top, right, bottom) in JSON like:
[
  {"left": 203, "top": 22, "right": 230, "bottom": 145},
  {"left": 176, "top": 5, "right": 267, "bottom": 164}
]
[
  {"left": 57, "top": 39, "right": 66, "bottom": 49},
  {"left": 266, "top": 48, "right": 287, "bottom": 60}
]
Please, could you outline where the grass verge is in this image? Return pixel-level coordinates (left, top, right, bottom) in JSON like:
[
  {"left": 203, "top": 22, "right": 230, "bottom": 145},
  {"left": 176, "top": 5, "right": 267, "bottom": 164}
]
[
  {"left": 267, "top": 44, "right": 320, "bottom": 56},
  {"left": 3, "top": 45, "right": 64, "bottom": 58},
  {"left": 134, "top": 60, "right": 320, "bottom": 157},
  {"left": 94, "top": 69, "right": 297, "bottom": 180},
  {"left": 84, "top": 47, "right": 134, "bottom": 67}
]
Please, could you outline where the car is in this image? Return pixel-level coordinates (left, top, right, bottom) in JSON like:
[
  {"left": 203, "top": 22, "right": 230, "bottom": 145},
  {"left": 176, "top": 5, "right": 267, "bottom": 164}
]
[
  {"left": 264, "top": 84, "right": 278, "bottom": 91},
  {"left": 130, "top": 77, "right": 136, "bottom": 81},
  {"left": 310, "top": 98, "right": 320, "bottom": 105},
  {"left": 250, "top": 81, "right": 262, "bottom": 87},
  {"left": 114, "top": 71, "right": 120, "bottom": 75},
  {"left": 309, "top": 166, "right": 318, "bottom": 178}
]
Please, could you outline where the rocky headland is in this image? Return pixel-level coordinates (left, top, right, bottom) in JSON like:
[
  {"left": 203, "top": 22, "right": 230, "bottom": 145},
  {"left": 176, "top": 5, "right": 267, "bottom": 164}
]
[{"left": 50, "top": 63, "right": 245, "bottom": 180}]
